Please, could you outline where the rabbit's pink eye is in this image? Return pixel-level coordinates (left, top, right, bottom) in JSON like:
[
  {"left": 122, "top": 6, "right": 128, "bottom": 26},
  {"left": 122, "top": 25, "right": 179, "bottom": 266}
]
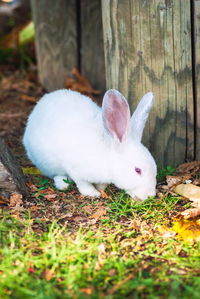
[{"left": 135, "top": 167, "right": 142, "bottom": 175}]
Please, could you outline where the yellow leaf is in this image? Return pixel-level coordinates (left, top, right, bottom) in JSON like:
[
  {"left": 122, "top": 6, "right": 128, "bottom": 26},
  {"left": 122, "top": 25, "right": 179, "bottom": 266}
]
[
  {"left": 172, "top": 219, "right": 200, "bottom": 242},
  {"left": 22, "top": 167, "right": 42, "bottom": 175}
]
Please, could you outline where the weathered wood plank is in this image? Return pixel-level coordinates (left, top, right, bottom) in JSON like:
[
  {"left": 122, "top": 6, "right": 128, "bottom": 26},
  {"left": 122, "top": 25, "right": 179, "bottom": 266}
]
[
  {"left": 31, "top": 0, "right": 77, "bottom": 91},
  {"left": 193, "top": 0, "right": 200, "bottom": 160},
  {"left": 102, "top": 0, "right": 194, "bottom": 166},
  {"left": 81, "top": 0, "right": 106, "bottom": 92},
  {"left": 0, "top": 138, "right": 28, "bottom": 197}
]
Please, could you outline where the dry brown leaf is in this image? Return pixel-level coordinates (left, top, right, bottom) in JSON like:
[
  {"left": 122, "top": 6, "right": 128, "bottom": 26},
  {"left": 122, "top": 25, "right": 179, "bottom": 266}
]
[
  {"left": 181, "top": 207, "right": 200, "bottom": 219},
  {"left": 9, "top": 193, "right": 23, "bottom": 207},
  {"left": 80, "top": 288, "right": 93, "bottom": 295},
  {"left": 100, "top": 190, "right": 109, "bottom": 199},
  {"left": 1, "top": 26, "right": 22, "bottom": 49},
  {"left": 193, "top": 179, "right": 200, "bottom": 186},
  {"left": 90, "top": 207, "right": 108, "bottom": 220},
  {"left": 30, "top": 205, "right": 39, "bottom": 211},
  {"left": 0, "top": 192, "right": 10, "bottom": 204},
  {"left": 27, "top": 182, "right": 38, "bottom": 192},
  {"left": 174, "top": 184, "right": 200, "bottom": 219},
  {"left": 43, "top": 194, "right": 57, "bottom": 201},
  {"left": 82, "top": 205, "right": 93, "bottom": 214},
  {"left": 65, "top": 68, "right": 101, "bottom": 97},
  {"left": 166, "top": 176, "right": 183, "bottom": 188},
  {"left": 43, "top": 269, "right": 54, "bottom": 281},
  {"left": 176, "top": 161, "right": 200, "bottom": 175},
  {"left": 174, "top": 184, "right": 200, "bottom": 200},
  {"left": 0, "top": 112, "right": 25, "bottom": 119},
  {"left": 21, "top": 94, "right": 38, "bottom": 103},
  {"left": 12, "top": 80, "right": 34, "bottom": 93}
]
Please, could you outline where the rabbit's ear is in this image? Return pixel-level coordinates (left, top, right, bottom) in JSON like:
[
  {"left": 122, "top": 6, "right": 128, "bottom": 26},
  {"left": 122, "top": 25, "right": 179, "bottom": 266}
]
[
  {"left": 131, "top": 92, "right": 154, "bottom": 142},
  {"left": 102, "top": 89, "right": 130, "bottom": 142}
]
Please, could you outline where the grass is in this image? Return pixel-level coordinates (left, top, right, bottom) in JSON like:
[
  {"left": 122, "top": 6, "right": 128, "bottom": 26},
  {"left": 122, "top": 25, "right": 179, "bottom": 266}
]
[
  {"left": 0, "top": 189, "right": 200, "bottom": 298},
  {"left": 106, "top": 192, "right": 180, "bottom": 224}
]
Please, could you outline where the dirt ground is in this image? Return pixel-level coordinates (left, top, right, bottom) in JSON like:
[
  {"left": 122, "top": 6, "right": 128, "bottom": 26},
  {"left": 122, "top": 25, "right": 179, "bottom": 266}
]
[{"left": 0, "top": 64, "right": 44, "bottom": 165}]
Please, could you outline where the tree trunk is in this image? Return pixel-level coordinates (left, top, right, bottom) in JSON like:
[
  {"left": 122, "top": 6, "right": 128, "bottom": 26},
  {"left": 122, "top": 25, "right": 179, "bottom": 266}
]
[{"left": 0, "top": 138, "right": 28, "bottom": 199}]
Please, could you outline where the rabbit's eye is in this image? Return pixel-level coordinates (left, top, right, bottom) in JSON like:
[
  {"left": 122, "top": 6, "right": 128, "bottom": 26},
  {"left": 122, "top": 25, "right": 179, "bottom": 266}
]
[{"left": 135, "top": 167, "right": 142, "bottom": 175}]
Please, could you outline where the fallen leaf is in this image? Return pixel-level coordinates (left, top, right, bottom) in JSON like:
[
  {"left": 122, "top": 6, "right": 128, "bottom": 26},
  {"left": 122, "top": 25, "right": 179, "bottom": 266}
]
[
  {"left": 43, "top": 269, "right": 54, "bottom": 281},
  {"left": 181, "top": 205, "right": 200, "bottom": 219},
  {"left": 21, "top": 94, "right": 38, "bottom": 103},
  {"left": 174, "top": 184, "right": 200, "bottom": 200},
  {"left": 30, "top": 205, "right": 39, "bottom": 211},
  {"left": 27, "top": 182, "right": 38, "bottom": 192},
  {"left": 2, "top": 21, "right": 34, "bottom": 49},
  {"left": 1, "top": 25, "right": 22, "bottom": 49},
  {"left": 90, "top": 207, "right": 108, "bottom": 220},
  {"left": 9, "top": 193, "right": 23, "bottom": 208},
  {"left": 22, "top": 167, "right": 42, "bottom": 175},
  {"left": 166, "top": 175, "right": 192, "bottom": 188},
  {"left": 65, "top": 68, "right": 101, "bottom": 99},
  {"left": 166, "top": 176, "right": 182, "bottom": 188},
  {"left": 193, "top": 179, "right": 200, "bottom": 186},
  {"left": 172, "top": 219, "right": 200, "bottom": 242},
  {"left": 82, "top": 205, "right": 93, "bottom": 214},
  {"left": 100, "top": 190, "right": 109, "bottom": 199},
  {"left": 80, "top": 288, "right": 93, "bottom": 295},
  {"left": 43, "top": 194, "right": 57, "bottom": 201},
  {"left": 0, "top": 193, "right": 10, "bottom": 204},
  {"left": 176, "top": 161, "right": 200, "bottom": 175},
  {"left": 174, "top": 184, "right": 200, "bottom": 219}
]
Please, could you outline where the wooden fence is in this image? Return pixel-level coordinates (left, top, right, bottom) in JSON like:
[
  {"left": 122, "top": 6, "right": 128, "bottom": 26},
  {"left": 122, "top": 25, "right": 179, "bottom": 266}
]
[{"left": 31, "top": 0, "right": 200, "bottom": 166}]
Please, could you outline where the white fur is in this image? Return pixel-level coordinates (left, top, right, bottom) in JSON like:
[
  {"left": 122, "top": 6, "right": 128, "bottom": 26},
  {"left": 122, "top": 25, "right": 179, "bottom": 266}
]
[{"left": 23, "top": 89, "right": 157, "bottom": 200}]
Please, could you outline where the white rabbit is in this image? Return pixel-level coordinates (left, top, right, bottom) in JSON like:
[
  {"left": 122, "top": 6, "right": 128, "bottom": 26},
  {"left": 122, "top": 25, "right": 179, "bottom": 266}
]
[{"left": 23, "top": 89, "right": 157, "bottom": 200}]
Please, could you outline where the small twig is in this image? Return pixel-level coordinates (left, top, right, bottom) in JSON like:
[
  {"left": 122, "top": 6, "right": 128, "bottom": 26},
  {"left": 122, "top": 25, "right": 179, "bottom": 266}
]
[
  {"left": 106, "top": 274, "right": 134, "bottom": 295},
  {"left": 0, "top": 112, "right": 25, "bottom": 119}
]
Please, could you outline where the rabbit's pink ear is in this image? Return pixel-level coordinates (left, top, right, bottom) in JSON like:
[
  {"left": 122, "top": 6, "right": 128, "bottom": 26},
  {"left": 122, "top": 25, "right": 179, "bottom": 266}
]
[{"left": 102, "top": 89, "right": 130, "bottom": 142}]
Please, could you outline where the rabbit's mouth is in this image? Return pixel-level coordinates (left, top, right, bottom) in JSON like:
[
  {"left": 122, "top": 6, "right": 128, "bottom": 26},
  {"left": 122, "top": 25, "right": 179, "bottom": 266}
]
[{"left": 126, "top": 189, "right": 156, "bottom": 201}]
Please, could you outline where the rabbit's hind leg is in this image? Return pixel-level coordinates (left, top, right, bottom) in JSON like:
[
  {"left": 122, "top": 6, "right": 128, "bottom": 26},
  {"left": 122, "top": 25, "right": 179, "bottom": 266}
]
[{"left": 53, "top": 175, "right": 70, "bottom": 190}]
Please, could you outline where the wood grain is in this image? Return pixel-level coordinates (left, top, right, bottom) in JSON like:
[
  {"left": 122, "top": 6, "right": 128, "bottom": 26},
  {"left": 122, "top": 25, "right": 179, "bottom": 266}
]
[
  {"left": 81, "top": 0, "right": 106, "bottom": 93},
  {"left": 0, "top": 138, "right": 28, "bottom": 197},
  {"left": 31, "top": 0, "right": 77, "bottom": 91},
  {"left": 102, "top": 0, "right": 194, "bottom": 165},
  {"left": 193, "top": 0, "right": 200, "bottom": 160}
]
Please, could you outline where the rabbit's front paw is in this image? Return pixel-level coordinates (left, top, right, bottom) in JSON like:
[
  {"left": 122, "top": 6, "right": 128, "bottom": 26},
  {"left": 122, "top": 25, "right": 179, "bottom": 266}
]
[
  {"left": 77, "top": 181, "right": 101, "bottom": 197},
  {"left": 54, "top": 175, "right": 70, "bottom": 190}
]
